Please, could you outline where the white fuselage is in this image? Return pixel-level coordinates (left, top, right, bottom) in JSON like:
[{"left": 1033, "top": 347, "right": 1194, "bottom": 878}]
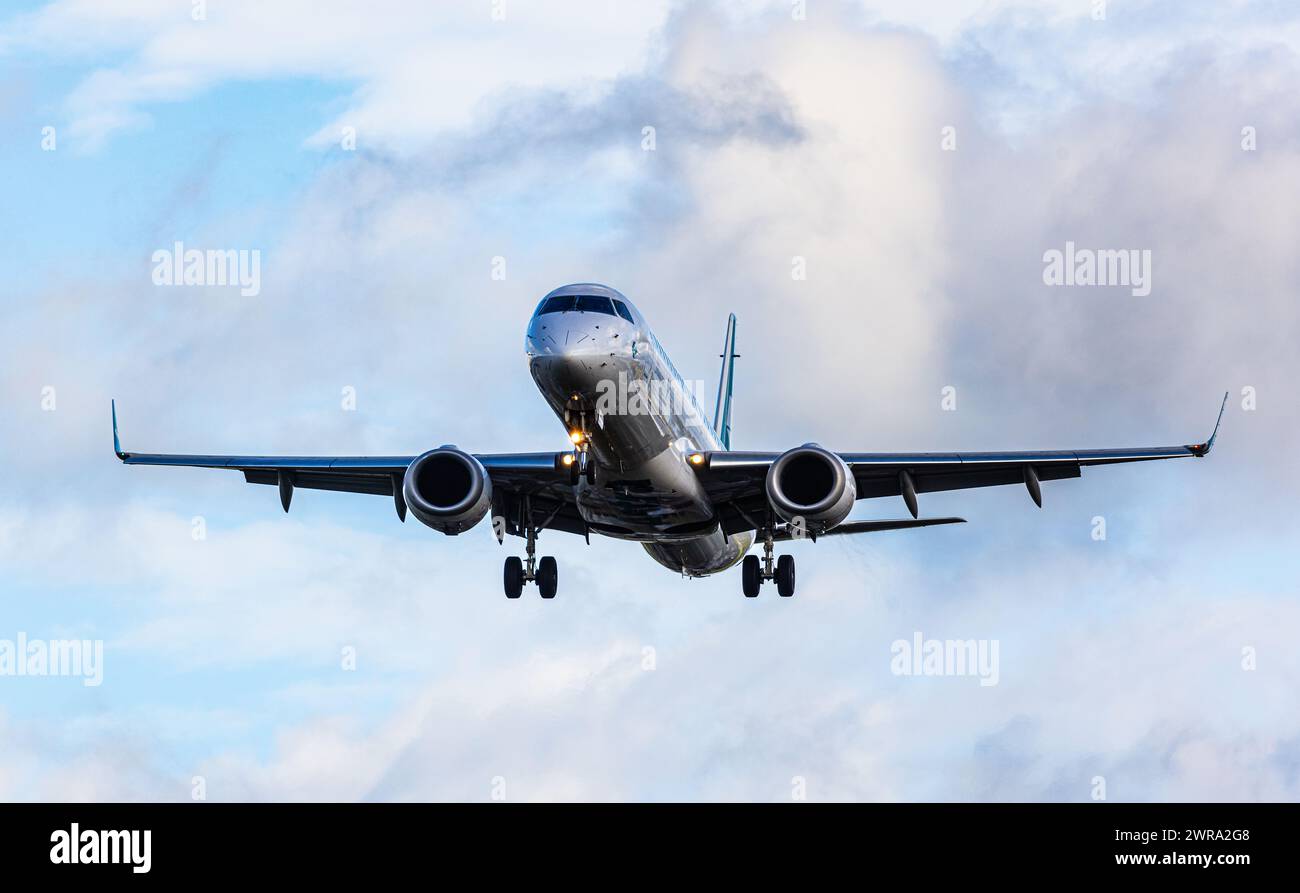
[{"left": 525, "top": 285, "right": 751, "bottom": 575}]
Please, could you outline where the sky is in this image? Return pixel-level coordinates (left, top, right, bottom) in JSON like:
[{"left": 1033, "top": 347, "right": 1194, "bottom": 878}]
[{"left": 0, "top": 0, "right": 1297, "bottom": 801}]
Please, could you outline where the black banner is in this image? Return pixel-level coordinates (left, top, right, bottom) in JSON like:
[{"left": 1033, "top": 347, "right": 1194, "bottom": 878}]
[{"left": 0, "top": 802, "right": 1288, "bottom": 879}]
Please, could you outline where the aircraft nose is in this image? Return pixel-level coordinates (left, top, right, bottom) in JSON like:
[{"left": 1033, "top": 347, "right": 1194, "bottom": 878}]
[
  {"left": 525, "top": 312, "right": 637, "bottom": 399},
  {"left": 526, "top": 313, "right": 627, "bottom": 360},
  {"left": 558, "top": 325, "right": 604, "bottom": 358}
]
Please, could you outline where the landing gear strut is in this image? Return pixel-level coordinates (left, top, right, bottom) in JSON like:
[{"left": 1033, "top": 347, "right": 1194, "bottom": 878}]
[
  {"left": 741, "top": 527, "right": 795, "bottom": 598},
  {"left": 565, "top": 401, "right": 596, "bottom": 485},
  {"left": 503, "top": 496, "right": 559, "bottom": 599}
]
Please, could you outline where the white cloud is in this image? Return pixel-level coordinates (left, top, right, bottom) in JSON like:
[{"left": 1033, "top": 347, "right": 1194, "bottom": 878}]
[{"left": 3, "top": 0, "right": 675, "bottom": 151}]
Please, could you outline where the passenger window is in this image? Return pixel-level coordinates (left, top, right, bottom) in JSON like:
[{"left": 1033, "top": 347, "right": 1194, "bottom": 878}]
[{"left": 612, "top": 299, "right": 635, "bottom": 323}]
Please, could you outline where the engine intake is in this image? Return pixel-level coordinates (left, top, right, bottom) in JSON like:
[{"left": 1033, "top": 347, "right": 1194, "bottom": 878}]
[
  {"left": 765, "top": 444, "right": 856, "bottom": 533},
  {"left": 402, "top": 447, "right": 492, "bottom": 535}
]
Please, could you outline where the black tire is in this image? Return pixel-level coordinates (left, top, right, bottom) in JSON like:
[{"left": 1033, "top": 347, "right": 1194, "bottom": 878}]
[
  {"left": 537, "top": 556, "right": 558, "bottom": 599},
  {"left": 742, "top": 555, "right": 761, "bottom": 597},
  {"left": 503, "top": 556, "right": 524, "bottom": 599},
  {"left": 776, "top": 554, "right": 795, "bottom": 597}
]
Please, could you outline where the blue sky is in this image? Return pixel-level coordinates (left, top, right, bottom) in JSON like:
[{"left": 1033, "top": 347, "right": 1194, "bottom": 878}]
[{"left": 1, "top": 0, "right": 1298, "bottom": 801}]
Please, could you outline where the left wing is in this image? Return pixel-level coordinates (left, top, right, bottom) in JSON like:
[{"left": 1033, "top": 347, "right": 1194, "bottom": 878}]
[
  {"left": 112, "top": 402, "right": 583, "bottom": 536},
  {"left": 698, "top": 394, "right": 1227, "bottom": 536}
]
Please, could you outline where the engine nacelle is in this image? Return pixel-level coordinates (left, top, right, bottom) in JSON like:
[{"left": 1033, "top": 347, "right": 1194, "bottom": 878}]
[
  {"left": 402, "top": 447, "right": 492, "bottom": 535},
  {"left": 765, "top": 444, "right": 856, "bottom": 533}
]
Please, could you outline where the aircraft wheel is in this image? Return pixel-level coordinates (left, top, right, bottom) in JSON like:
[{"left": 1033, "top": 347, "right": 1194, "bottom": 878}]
[
  {"left": 537, "top": 556, "right": 558, "bottom": 599},
  {"left": 776, "top": 554, "right": 796, "bottom": 598},
  {"left": 742, "top": 555, "right": 761, "bottom": 598},
  {"left": 503, "top": 556, "right": 524, "bottom": 599}
]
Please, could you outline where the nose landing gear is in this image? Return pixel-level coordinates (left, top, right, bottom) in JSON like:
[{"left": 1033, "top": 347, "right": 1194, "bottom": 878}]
[
  {"left": 741, "top": 527, "right": 795, "bottom": 598},
  {"left": 564, "top": 401, "right": 596, "bottom": 485},
  {"left": 569, "top": 447, "right": 595, "bottom": 486}
]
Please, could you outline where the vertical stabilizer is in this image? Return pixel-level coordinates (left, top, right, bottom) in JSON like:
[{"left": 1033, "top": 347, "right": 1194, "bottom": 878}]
[{"left": 712, "top": 314, "right": 738, "bottom": 449}]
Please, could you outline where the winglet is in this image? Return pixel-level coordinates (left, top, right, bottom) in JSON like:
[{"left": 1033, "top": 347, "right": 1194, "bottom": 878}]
[
  {"left": 1189, "top": 391, "right": 1228, "bottom": 457},
  {"left": 112, "top": 400, "right": 126, "bottom": 460}
]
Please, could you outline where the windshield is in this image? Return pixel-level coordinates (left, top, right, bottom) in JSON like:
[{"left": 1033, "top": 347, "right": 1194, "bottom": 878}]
[
  {"left": 537, "top": 294, "right": 617, "bottom": 316},
  {"left": 575, "top": 294, "right": 614, "bottom": 315}
]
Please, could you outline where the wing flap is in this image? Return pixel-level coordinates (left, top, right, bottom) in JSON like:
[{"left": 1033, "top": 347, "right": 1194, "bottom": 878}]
[
  {"left": 243, "top": 469, "right": 396, "bottom": 496},
  {"left": 853, "top": 462, "right": 1082, "bottom": 499}
]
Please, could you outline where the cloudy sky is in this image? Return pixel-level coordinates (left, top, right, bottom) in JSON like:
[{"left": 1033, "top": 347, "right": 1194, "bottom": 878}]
[{"left": 1, "top": 0, "right": 1297, "bottom": 801}]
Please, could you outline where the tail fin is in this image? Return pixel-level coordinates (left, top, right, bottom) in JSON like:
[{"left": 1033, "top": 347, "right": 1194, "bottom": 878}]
[{"left": 712, "top": 313, "right": 738, "bottom": 449}]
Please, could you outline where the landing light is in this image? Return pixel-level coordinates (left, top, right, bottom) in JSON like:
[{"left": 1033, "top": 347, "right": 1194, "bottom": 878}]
[
  {"left": 688, "top": 452, "right": 705, "bottom": 466},
  {"left": 561, "top": 453, "right": 575, "bottom": 466},
  {"left": 569, "top": 431, "right": 584, "bottom": 445}
]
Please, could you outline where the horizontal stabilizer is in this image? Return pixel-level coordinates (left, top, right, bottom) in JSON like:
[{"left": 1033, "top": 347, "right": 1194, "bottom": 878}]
[{"left": 774, "top": 517, "right": 966, "bottom": 541}]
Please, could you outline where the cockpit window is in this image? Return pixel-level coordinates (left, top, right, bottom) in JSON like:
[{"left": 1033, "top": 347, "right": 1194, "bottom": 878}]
[
  {"left": 538, "top": 294, "right": 576, "bottom": 314},
  {"left": 575, "top": 294, "right": 614, "bottom": 315},
  {"left": 537, "top": 294, "right": 619, "bottom": 315},
  {"left": 612, "top": 299, "right": 635, "bottom": 323}
]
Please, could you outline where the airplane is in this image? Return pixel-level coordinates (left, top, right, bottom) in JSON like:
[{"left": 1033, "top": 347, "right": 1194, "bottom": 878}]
[{"left": 113, "top": 283, "right": 1226, "bottom": 599}]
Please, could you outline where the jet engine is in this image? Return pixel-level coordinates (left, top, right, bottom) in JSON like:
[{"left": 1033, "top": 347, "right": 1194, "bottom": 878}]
[
  {"left": 402, "top": 447, "right": 492, "bottom": 535},
  {"left": 764, "top": 444, "right": 856, "bottom": 533}
]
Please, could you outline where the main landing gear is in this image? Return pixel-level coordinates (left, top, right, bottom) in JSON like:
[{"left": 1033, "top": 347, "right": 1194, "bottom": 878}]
[
  {"left": 741, "top": 528, "right": 795, "bottom": 598},
  {"left": 503, "top": 498, "right": 558, "bottom": 599}
]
